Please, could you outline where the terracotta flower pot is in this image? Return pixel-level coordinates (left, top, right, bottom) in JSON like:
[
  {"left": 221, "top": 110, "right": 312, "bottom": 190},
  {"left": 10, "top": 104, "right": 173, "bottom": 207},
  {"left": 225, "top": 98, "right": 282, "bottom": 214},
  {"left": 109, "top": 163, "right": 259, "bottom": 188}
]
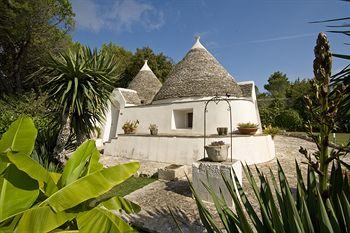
[
  {"left": 124, "top": 128, "right": 136, "bottom": 134},
  {"left": 238, "top": 127, "right": 258, "bottom": 135},
  {"left": 205, "top": 144, "right": 230, "bottom": 162},
  {"left": 217, "top": 127, "right": 228, "bottom": 135}
]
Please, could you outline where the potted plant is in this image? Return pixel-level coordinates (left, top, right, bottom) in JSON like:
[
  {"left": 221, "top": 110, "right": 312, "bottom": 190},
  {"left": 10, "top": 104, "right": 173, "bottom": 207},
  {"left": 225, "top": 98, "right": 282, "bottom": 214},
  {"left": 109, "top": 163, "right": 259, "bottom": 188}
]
[
  {"left": 263, "top": 124, "right": 279, "bottom": 139},
  {"left": 204, "top": 141, "right": 230, "bottom": 162},
  {"left": 122, "top": 120, "right": 139, "bottom": 134},
  {"left": 149, "top": 124, "right": 158, "bottom": 135},
  {"left": 217, "top": 127, "right": 228, "bottom": 135},
  {"left": 237, "top": 122, "right": 259, "bottom": 135}
]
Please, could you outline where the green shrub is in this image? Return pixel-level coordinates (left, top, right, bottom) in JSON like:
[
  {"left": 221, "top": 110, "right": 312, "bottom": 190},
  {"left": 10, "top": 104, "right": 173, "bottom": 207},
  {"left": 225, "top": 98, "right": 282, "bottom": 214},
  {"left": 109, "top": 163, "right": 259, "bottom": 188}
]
[
  {"left": 0, "top": 116, "right": 140, "bottom": 232},
  {"left": 263, "top": 124, "right": 280, "bottom": 138},
  {"left": 0, "top": 92, "right": 63, "bottom": 169},
  {"left": 0, "top": 92, "right": 53, "bottom": 136},
  {"left": 259, "top": 107, "right": 276, "bottom": 126},
  {"left": 275, "top": 109, "right": 302, "bottom": 131}
]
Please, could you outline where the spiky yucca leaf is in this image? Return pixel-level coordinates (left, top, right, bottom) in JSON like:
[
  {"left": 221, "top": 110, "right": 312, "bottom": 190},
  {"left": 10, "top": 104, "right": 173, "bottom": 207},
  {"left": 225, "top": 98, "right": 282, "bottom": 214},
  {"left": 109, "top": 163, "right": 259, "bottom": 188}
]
[
  {"left": 191, "top": 160, "right": 350, "bottom": 232},
  {"left": 33, "top": 46, "right": 121, "bottom": 141}
]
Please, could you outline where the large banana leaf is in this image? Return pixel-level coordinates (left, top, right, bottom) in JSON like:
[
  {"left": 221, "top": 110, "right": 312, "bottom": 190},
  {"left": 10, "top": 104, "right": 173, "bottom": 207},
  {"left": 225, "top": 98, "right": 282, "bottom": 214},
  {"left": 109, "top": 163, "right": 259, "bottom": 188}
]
[
  {"left": 43, "top": 162, "right": 140, "bottom": 212},
  {"left": 14, "top": 206, "right": 75, "bottom": 233},
  {"left": 77, "top": 207, "right": 136, "bottom": 233},
  {"left": 0, "top": 116, "right": 37, "bottom": 156},
  {"left": 86, "top": 146, "right": 103, "bottom": 175},
  {"left": 0, "top": 164, "right": 39, "bottom": 222},
  {"left": 6, "top": 151, "right": 57, "bottom": 195},
  {"left": 0, "top": 117, "right": 140, "bottom": 232},
  {"left": 58, "top": 140, "right": 101, "bottom": 188},
  {"left": 0, "top": 215, "right": 21, "bottom": 233},
  {"left": 0, "top": 116, "right": 57, "bottom": 196},
  {"left": 100, "top": 196, "right": 141, "bottom": 214}
]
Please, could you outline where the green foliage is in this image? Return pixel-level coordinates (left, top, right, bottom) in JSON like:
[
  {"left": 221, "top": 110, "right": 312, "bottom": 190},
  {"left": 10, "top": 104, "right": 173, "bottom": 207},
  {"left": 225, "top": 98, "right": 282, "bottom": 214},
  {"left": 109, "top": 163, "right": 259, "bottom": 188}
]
[
  {"left": 258, "top": 76, "right": 316, "bottom": 131},
  {"left": 100, "top": 43, "right": 133, "bottom": 84},
  {"left": 259, "top": 107, "right": 276, "bottom": 126},
  {"left": 258, "top": 92, "right": 286, "bottom": 129},
  {"left": 263, "top": 125, "right": 280, "bottom": 138},
  {"left": 237, "top": 122, "right": 259, "bottom": 128},
  {"left": 264, "top": 71, "right": 290, "bottom": 98},
  {"left": 332, "top": 66, "right": 350, "bottom": 132},
  {"left": 0, "top": 0, "right": 75, "bottom": 94},
  {"left": 122, "top": 120, "right": 140, "bottom": 134},
  {"left": 0, "top": 116, "right": 140, "bottom": 232},
  {"left": 35, "top": 45, "right": 120, "bottom": 145},
  {"left": 0, "top": 92, "right": 51, "bottom": 136},
  {"left": 0, "top": 92, "right": 61, "bottom": 169},
  {"left": 190, "top": 160, "right": 350, "bottom": 232},
  {"left": 275, "top": 109, "right": 303, "bottom": 131},
  {"left": 287, "top": 78, "right": 314, "bottom": 122}
]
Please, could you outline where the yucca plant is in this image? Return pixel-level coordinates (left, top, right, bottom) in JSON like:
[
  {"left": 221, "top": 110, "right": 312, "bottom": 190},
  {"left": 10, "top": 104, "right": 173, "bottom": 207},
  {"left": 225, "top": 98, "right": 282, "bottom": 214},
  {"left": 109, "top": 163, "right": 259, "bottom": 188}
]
[
  {"left": 303, "top": 32, "right": 349, "bottom": 195},
  {"left": 190, "top": 33, "right": 350, "bottom": 232},
  {"left": 190, "top": 159, "right": 349, "bottom": 233},
  {"left": 311, "top": 13, "right": 350, "bottom": 124},
  {"left": 0, "top": 116, "right": 140, "bottom": 232},
  {"left": 32, "top": 46, "right": 120, "bottom": 163}
]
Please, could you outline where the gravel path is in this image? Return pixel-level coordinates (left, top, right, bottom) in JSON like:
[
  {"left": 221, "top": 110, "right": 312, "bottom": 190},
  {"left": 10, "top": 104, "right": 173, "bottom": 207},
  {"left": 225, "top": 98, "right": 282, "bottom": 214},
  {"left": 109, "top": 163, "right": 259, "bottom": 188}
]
[{"left": 100, "top": 136, "right": 341, "bottom": 232}]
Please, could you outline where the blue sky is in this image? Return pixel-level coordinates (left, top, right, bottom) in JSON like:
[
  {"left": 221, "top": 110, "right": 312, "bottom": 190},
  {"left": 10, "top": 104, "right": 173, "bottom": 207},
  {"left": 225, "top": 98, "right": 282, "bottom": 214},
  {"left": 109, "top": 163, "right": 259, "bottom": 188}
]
[{"left": 71, "top": 0, "right": 349, "bottom": 92}]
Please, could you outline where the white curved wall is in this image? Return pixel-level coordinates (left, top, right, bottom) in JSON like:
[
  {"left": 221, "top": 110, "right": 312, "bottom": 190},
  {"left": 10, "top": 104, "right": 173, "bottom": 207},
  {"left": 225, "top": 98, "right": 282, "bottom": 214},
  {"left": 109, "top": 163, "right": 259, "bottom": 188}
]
[
  {"left": 115, "top": 98, "right": 260, "bottom": 136},
  {"left": 104, "top": 135, "right": 275, "bottom": 165}
]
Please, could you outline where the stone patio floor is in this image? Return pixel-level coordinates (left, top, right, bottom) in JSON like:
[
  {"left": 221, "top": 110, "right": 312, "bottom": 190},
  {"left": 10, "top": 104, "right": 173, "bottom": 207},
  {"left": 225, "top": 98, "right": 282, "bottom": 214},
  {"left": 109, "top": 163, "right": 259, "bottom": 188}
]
[{"left": 100, "top": 136, "right": 343, "bottom": 233}]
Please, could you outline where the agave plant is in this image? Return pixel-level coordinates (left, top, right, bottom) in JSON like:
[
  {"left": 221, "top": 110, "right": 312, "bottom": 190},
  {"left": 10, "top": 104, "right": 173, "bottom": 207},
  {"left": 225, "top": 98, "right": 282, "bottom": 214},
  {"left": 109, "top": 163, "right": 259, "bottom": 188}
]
[
  {"left": 190, "top": 160, "right": 350, "bottom": 233},
  {"left": 32, "top": 45, "right": 121, "bottom": 163},
  {"left": 0, "top": 116, "right": 140, "bottom": 232}
]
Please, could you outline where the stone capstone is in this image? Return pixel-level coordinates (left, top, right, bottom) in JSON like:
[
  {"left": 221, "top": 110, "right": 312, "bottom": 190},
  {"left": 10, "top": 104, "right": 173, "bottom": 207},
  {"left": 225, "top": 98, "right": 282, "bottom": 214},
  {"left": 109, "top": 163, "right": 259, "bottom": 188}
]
[{"left": 192, "top": 160, "right": 242, "bottom": 206}]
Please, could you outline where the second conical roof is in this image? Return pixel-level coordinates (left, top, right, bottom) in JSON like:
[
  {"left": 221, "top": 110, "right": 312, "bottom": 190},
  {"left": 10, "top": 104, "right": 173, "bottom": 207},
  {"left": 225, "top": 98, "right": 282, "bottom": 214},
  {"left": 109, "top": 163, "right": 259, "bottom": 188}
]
[
  {"left": 128, "top": 60, "right": 162, "bottom": 104},
  {"left": 153, "top": 37, "right": 242, "bottom": 102}
]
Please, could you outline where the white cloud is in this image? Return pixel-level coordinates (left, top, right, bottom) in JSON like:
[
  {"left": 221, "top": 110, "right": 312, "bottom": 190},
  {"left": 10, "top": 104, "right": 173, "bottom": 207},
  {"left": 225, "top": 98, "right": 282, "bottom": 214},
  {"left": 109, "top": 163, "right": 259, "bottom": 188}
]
[
  {"left": 72, "top": 0, "right": 165, "bottom": 33},
  {"left": 73, "top": 0, "right": 104, "bottom": 32}
]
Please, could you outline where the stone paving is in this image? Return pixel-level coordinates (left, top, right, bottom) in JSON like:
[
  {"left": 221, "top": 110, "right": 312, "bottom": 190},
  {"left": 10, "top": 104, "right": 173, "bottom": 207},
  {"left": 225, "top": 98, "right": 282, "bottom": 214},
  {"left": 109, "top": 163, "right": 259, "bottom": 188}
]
[
  {"left": 100, "top": 136, "right": 345, "bottom": 232},
  {"left": 100, "top": 155, "right": 170, "bottom": 178}
]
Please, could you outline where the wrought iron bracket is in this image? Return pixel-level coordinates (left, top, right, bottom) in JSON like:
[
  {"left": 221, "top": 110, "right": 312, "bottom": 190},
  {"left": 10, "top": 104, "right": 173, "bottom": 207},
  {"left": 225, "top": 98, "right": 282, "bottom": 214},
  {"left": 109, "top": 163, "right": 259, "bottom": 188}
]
[{"left": 203, "top": 95, "right": 233, "bottom": 162}]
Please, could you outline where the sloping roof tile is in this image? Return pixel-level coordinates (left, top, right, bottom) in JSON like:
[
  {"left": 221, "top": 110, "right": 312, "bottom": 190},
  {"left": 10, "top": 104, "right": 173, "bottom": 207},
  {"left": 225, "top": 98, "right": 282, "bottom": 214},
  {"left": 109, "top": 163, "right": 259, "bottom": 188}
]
[
  {"left": 128, "top": 60, "right": 162, "bottom": 104},
  {"left": 153, "top": 37, "right": 242, "bottom": 101},
  {"left": 120, "top": 89, "right": 141, "bottom": 105},
  {"left": 239, "top": 83, "right": 253, "bottom": 97}
]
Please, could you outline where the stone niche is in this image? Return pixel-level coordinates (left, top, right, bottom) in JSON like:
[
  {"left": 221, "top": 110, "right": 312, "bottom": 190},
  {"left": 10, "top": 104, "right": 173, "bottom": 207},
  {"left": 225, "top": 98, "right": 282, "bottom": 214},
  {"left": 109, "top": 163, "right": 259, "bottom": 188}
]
[{"left": 192, "top": 160, "right": 242, "bottom": 207}]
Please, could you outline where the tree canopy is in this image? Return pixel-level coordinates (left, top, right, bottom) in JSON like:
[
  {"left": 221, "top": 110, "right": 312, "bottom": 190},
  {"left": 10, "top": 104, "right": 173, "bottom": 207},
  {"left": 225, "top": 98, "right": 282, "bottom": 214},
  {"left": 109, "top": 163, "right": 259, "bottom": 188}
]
[
  {"left": 264, "top": 71, "right": 290, "bottom": 98},
  {"left": 0, "top": 0, "right": 75, "bottom": 94}
]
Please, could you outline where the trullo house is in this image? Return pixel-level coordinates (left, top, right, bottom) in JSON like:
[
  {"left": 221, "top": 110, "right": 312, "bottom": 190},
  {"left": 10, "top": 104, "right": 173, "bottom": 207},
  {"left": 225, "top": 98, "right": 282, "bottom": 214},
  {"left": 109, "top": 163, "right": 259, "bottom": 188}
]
[{"left": 101, "top": 37, "right": 275, "bottom": 165}]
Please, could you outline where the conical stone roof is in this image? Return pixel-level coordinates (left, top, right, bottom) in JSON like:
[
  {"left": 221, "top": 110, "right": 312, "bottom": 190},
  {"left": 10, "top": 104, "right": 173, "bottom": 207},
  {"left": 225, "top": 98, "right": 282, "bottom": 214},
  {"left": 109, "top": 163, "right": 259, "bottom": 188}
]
[
  {"left": 153, "top": 37, "right": 242, "bottom": 102},
  {"left": 128, "top": 60, "right": 162, "bottom": 104}
]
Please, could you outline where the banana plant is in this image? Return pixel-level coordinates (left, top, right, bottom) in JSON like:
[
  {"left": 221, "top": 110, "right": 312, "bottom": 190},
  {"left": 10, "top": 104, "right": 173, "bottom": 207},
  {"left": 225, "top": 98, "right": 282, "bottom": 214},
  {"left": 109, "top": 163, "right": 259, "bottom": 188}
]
[{"left": 0, "top": 116, "right": 140, "bottom": 232}]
